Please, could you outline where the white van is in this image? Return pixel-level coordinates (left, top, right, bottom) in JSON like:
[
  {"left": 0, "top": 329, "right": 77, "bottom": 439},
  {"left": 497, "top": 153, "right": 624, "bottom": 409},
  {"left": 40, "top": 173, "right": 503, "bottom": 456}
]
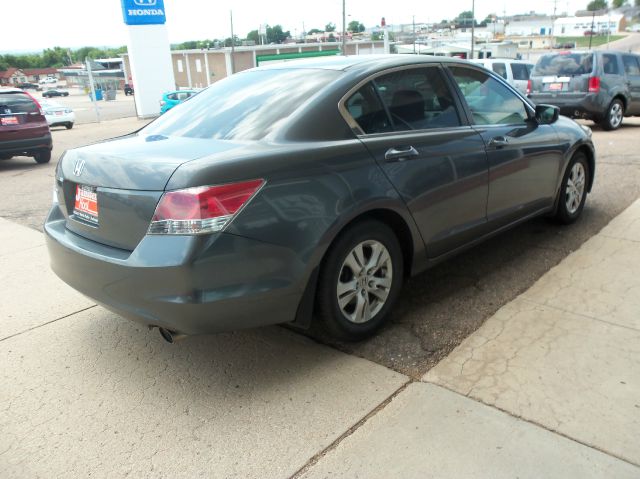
[{"left": 472, "top": 59, "right": 534, "bottom": 95}]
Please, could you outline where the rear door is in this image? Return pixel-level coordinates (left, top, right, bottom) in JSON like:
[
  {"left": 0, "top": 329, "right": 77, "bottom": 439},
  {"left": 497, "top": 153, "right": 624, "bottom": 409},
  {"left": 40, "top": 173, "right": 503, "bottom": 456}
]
[
  {"left": 446, "top": 65, "right": 563, "bottom": 227},
  {"left": 343, "top": 65, "right": 489, "bottom": 258},
  {"left": 510, "top": 62, "right": 532, "bottom": 95},
  {"left": 622, "top": 54, "right": 640, "bottom": 114}
]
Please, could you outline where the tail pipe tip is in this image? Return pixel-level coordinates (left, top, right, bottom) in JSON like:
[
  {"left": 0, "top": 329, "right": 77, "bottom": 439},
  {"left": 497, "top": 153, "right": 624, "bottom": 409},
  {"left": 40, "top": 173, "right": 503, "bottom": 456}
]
[{"left": 158, "top": 327, "right": 187, "bottom": 343}]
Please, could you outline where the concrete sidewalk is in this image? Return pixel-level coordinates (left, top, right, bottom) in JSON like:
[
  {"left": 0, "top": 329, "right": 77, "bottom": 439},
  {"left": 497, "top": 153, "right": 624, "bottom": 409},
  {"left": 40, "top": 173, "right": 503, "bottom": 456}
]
[{"left": 2, "top": 200, "right": 640, "bottom": 478}]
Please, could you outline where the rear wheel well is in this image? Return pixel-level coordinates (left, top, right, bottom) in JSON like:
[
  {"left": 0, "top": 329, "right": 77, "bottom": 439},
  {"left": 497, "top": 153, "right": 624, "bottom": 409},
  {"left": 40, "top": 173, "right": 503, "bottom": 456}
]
[{"left": 326, "top": 209, "right": 414, "bottom": 278}]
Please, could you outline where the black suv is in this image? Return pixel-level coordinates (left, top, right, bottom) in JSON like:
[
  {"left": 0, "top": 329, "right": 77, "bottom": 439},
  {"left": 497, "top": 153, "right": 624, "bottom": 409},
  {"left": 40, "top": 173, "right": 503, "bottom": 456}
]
[{"left": 528, "top": 50, "right": 640, "bottom": 130}]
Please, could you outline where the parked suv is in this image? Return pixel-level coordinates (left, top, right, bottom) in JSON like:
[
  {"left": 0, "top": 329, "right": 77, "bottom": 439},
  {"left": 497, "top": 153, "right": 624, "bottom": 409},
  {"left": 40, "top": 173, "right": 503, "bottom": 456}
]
[
  {"left": 528, "top": 50, "right": 640, "bottom": 130},
  {"left": 472, "top": 59, "right": 534, "bottom": 95},
  {"left": 0, "top": 88, "right": 52, "bottom": 163}
]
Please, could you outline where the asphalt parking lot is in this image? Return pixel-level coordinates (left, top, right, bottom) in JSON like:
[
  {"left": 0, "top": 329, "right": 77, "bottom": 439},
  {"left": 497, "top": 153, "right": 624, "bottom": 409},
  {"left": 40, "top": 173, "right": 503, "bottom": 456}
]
[
  {"left": 39, "top": 87, "right": 137, "bottom": 125},
  {"left": 0, "top": 116, "right": 639, "bottom": 378}
]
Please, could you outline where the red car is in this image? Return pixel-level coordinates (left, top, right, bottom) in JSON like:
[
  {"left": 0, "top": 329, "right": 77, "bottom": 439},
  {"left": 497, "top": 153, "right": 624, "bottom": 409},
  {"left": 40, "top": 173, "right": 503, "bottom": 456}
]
[{"left": 0, "top": 88, "right": 52, "bottom": 163}]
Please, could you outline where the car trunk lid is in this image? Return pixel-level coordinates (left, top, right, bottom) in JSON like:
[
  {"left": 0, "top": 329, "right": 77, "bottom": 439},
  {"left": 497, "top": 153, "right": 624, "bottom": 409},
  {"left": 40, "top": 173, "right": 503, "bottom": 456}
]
[{"left": 57, "top": 134, "right": 246, "bottom": 251}]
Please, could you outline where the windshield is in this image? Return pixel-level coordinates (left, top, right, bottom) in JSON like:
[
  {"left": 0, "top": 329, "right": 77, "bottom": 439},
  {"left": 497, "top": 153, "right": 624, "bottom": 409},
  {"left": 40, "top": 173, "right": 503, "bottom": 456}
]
[
  {"left": 532, "top": 53, "right": 594, "bottom": 76},
  {"left": 143, "top": 68, "right": 340, "bottom": 141}
]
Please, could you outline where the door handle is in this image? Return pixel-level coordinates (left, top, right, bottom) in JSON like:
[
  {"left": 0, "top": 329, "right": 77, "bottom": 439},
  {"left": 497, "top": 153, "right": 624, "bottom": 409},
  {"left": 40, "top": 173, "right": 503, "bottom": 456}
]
[
  {"left": 488, "top": 136, "right": 509, "bottom": 147},
  {"left": 384, "top": 146, "right": 419, "bottom": 162}
]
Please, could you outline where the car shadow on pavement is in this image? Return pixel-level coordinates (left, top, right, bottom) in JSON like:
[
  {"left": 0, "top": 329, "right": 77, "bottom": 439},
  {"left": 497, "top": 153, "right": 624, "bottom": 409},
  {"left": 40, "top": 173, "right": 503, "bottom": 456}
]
[{"left": 0, "top": 157, "right": 52, "bottom": 172}]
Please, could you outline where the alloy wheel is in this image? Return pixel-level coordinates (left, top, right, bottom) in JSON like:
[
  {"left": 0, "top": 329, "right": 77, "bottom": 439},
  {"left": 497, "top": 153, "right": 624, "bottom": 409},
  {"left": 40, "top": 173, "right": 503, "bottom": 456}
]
[
  {"left": 565, "top": 162, "right": 586, "bottom": 215},
  {"left": 336, "top": 240, "right": 393, "bottom": 324},
  {"left": 609, "top": 102, "right": 623, "bottom": 129}
]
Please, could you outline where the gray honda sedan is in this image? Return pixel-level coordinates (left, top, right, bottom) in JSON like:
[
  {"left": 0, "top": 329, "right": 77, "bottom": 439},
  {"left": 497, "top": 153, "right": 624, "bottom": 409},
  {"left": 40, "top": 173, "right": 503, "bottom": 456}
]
[{"left": 45, "top": 55, "right": 595, "bottom": 342}]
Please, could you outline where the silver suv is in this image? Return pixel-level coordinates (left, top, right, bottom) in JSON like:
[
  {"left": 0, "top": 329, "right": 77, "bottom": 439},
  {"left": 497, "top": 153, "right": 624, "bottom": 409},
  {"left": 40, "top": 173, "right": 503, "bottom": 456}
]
[{"left": 528, "top": 50, "right": 640, "bottom": 130}]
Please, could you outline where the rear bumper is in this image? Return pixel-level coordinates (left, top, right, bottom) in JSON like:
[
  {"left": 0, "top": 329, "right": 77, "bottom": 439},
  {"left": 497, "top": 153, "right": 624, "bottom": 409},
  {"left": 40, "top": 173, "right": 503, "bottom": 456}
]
[
  {"left": 0, "top": 133, "right": 52, "bottom": 155},
  {"left": 528, "top": 92, "right": 606, "bottom": 119},
  {"left": 44, "top": 206, "right": 306, "bottom": 335}
]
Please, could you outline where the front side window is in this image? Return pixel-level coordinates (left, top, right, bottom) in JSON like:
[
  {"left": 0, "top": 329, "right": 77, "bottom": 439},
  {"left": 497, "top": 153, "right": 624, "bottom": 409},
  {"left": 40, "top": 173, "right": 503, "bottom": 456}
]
[
  {"left": 373, "top": 67, "right": 460, "bottom": 131},
  {"left": 449, "top": 66, "right": 529, "bottom": 125}
]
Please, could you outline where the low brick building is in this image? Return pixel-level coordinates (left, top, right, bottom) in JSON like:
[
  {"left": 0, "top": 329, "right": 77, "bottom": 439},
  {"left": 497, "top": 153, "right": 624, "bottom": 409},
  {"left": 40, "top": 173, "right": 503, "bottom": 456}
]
[{"left": 122, "top": 41, "right": 385, "bottom": 89}]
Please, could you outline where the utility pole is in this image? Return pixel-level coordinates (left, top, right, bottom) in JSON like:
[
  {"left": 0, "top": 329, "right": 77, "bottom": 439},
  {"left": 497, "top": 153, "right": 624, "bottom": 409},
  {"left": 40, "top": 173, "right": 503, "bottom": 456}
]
[
  {"left": 230, "top": 10, "right": 235, "bottom": 74},
  {"left": 413, "top": 15, "right": 416, "bottom": 54},
  {"left": 589, "top": 10, "right": 595, "bottom": 49},
  {"left": 470, "top": 0, "right": 475, "bottom": 59},
  {"left": 342, "top": 0, "right": 347, "bottom": 55}
]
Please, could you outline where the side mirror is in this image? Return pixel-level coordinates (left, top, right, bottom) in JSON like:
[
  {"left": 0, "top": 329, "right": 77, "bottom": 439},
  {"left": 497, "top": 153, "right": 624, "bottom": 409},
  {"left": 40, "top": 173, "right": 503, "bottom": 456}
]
[{"left": 535, "top": 104, "right": 560, "bottom": 125}]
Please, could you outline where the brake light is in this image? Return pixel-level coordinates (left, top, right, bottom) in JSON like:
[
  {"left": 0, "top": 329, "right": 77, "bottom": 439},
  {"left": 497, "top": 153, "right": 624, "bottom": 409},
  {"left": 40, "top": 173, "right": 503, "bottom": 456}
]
[
  {"left": 588, "top": 76, "right": 600, "bottom": 93},
  {"left": 526, "top": 79, "right": 532, "bottom": 95},
  {"left": 148, "top": 179, "right": 265, "bottom": 235},
  {"left": 23, "top": 91, "right": 43, "bottom": 115}
]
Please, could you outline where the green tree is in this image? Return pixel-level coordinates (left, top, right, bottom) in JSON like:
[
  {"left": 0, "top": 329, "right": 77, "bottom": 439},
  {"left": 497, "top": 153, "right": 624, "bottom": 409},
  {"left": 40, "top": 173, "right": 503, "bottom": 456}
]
[
  {"left": 611, "top": 0, "right": 627, "bottom": 7},
  {"left": 325, "top": 22, "right": 336, "bottom": 32},
  {"left": 348, "top": 20, "right": 365, "bottom": 32},
  {"left": 246, "top": 30, "right": 260, "bottom": 43},
  {"left": 265, "top": 25, "right": 290, "bottom": 44},
  {"left": 587, "top": 0, "right": 607, "bottom": 10},
  {"left": 308, "top": 28, "right": 323, "bottom": 35}
]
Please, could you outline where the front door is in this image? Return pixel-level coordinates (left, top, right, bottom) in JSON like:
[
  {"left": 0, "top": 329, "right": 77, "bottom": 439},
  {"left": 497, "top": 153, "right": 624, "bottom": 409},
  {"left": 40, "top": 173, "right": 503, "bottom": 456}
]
[
  {"left": 343, "top": 65, "right": 489, "bottom": 258},
  {"left": 446, "top": 65, "right": 564, "bottom": 227},
  {"left": 622, "top": 54, "right": 640, "bottom": 115}
]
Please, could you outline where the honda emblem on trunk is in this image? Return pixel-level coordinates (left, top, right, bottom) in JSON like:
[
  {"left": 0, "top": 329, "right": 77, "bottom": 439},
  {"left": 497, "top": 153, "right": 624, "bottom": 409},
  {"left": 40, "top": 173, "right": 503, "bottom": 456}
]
[{"left": 73, "top": 159, "right": 86, "bottom": 176}]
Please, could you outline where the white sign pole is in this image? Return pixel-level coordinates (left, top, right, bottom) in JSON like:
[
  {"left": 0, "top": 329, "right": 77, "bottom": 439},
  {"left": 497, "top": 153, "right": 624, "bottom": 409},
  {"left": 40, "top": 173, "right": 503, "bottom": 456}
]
[{"left": 85, "top": 58, "right": 101, "bottom": 123}]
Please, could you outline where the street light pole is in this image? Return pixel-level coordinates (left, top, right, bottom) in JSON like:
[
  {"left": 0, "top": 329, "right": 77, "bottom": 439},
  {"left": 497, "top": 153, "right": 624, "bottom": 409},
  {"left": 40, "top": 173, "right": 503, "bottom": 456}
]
[
  {"left": 470, "top": 0, "right": 475, "bottom": 59},
  {"left": 342, "top": 0, "right": 347, "bottom": 55},
  {"left": 230, "top": 10, "right": 235, "bottom": 74}
]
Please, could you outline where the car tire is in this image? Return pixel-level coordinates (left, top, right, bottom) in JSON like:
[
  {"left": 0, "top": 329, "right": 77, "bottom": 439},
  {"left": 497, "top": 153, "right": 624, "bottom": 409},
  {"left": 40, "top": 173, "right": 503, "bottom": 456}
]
[
  {"left": 66, "top": 122, "right": 73, "bottom": 129},
  {"left": 554, "top": 152, "right": 589, "bottom": 224},
  {"left": 63, "top": 93, "right": 69, "bottom": 97},
  {"left": 600, "top": 99, "right": 624, "bottom": 131},
  {"left": 316, "top": 220, "right": 404, "bottom": 341},
  {"left": 34, "top": 150, "right": 52, "bottom": 164}
]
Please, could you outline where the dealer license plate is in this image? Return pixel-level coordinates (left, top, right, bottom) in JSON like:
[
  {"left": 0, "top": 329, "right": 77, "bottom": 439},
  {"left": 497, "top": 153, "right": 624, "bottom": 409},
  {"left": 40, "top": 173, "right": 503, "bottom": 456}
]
[
  {"left": 548, "top": 82, "right": 563, "bottom": 91},
  {"left": 74, "top": 185, "right": 99, "bottom": 224},
  {"left": 0, "top": 116, "right": 18, "bottom": 125}
]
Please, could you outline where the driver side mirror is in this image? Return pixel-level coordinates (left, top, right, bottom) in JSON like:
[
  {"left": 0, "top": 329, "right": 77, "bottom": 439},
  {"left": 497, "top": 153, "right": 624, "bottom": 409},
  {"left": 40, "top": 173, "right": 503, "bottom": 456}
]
[{"left": 535, "top": 104, "right": 560, "bottom": 125}]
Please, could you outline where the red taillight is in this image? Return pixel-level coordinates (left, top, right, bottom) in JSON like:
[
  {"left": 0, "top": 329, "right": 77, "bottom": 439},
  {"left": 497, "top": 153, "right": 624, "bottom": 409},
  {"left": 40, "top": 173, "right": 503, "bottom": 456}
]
[
  {"left": 23, "top": 91, "right": 43, "bottom": 115},
  {"left": 588, "top": 76, "right": 600, "bottom": 93},
  {"left": 526, "top": 79, "right": 532, "bottom": 95},
  {"left": 148, "top": 179, "right": 265, "bottom": 235}
]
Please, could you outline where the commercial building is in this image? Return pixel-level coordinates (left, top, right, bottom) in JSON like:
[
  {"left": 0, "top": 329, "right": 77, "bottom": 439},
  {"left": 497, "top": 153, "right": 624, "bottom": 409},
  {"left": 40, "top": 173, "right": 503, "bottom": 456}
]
[{"left": 121, "top": 41, "right": 385, "bottom": 89}]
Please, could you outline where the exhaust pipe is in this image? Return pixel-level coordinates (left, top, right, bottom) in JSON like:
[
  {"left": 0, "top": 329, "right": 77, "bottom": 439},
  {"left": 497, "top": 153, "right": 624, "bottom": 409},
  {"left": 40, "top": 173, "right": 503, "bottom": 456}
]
[{"left": 158, "top": 327, "right": 186, "bottom": 343}]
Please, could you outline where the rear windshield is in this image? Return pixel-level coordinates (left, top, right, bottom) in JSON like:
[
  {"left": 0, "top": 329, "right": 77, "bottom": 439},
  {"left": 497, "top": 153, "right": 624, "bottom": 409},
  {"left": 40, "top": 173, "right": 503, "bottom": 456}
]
[
  {"left": 532, "top": 53, "right": 594, "bottom": 76},
  {"left": 143, "top": 69, "right": 340, "bottom": 141},
  {"left": 0, "top": 92, "right": 38, "bottom": 114}
]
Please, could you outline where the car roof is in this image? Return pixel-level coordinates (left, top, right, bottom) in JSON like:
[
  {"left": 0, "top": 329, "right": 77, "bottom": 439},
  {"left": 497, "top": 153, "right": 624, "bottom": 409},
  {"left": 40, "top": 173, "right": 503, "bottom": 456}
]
[
  {"left": 0, "top": 88, "right": 26, "bottom": 94},
  {"left": 256, "top": 54, "right": 472, "bottom": 72}
]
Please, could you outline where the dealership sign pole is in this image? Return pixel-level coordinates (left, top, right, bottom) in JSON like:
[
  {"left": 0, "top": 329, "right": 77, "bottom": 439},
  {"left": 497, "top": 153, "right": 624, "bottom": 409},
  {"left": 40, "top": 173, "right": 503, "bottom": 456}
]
[{"left": 120, "top": 0, "right": 175, "bottom": 118}]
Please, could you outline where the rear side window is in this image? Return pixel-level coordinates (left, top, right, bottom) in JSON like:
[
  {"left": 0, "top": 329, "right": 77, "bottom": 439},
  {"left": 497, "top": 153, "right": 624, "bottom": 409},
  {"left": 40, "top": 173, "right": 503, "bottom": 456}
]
[
  {"left": 345, "top": 83, "right": 392, "bottom": 135},
  {"left": 0, "top": 93, "right": 38, "bottom": 114},
  {"left": 533, "top": 53, "right": 594, "bottom": 76},
  {"left": 602, "top": 54, "right": 620, "bottom": 75},
  {"left": 449, "top": 66, "right": 529, "bottom": 125},
  {"left": 510, "top": 63, "right": 530, "bottom": 81},
  {"left": 492, "top": 63, "right": 507, "bottom": 79},
  {"left": 622, "top": 55, "right": 640, "bottom": 76},
  {"left": 373, "top": 67, "right": 460, "bottom": 131}
]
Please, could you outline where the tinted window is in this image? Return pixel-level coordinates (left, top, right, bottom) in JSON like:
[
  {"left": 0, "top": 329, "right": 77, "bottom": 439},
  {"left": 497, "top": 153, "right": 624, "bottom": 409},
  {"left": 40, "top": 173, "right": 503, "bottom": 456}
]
[
  {"left": 602, "top": 54, "right": 620, "bottom": 75},
  {"left": 449, "top": 66, "right": 529, "bottom": 125},
  {"left": 533, "top": 53, "right": 594, "bottom": 76},
  {"left": 622, "top": 55, "right": 640, "bottom": 76},
  {"left": 510, "top": 63, "right": 530, "bottom": 81},
  {"left": 0, "top": 93, "right": 38, "bottom": 114},
  {"left": 345, "top": 83, "right": 392, "bottom": 134},
  {"left": 373, "top": 67, "right": 460, "bottom": 131},
  {"left": 144, "top": 69, "right": 339, "bottom": 141},
  {"left": 492, "top": 63, "right": 507, "bottom": 79}
]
